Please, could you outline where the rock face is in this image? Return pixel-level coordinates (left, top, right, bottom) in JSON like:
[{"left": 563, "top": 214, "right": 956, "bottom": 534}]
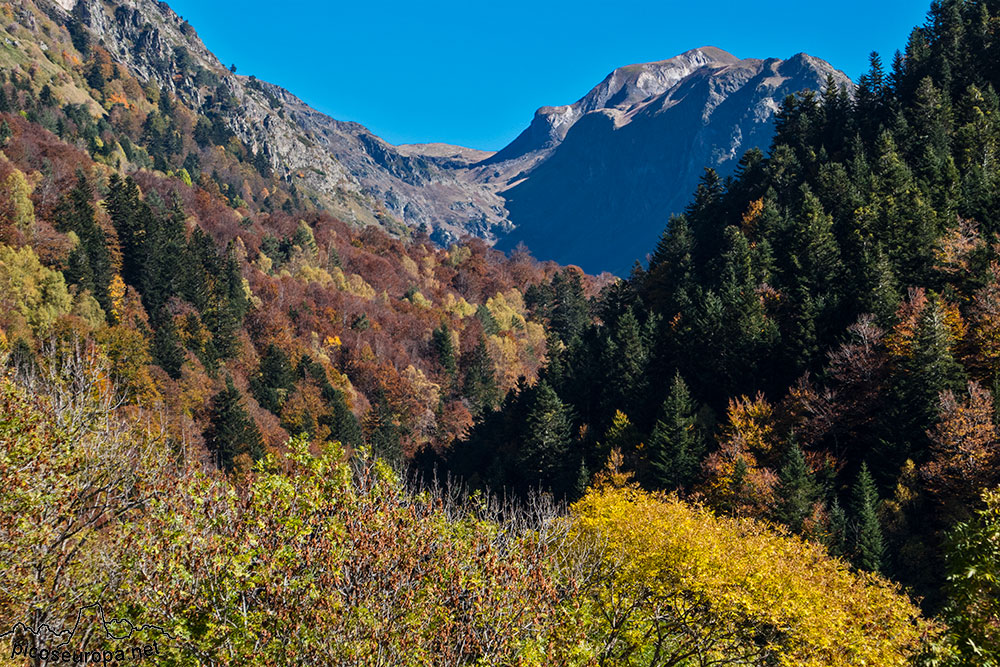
[
  {"left": 38, "top": 0, "right": 511, "bottom": 242},
  {"left": 491, "top": 48, "right": 853, "bottom": 274},
  {"left": 39, "top": 0, "right": 851, "bottom": 273}
]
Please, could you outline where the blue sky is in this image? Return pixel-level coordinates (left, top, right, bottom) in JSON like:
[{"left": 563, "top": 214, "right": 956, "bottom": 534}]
[{"left": 166, "top": 0, "right": 931, "bottom": 151}]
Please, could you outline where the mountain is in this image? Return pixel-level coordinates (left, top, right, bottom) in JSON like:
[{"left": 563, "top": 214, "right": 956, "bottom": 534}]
[
  {"left": 33, "top": 0, "right": 512, "bottom": 242},
  {"left": 36, "top": 0, "right": 849, "bottom": 274},
  {"left": 491, "top": 48, "right": 853, "bottom": 274}
]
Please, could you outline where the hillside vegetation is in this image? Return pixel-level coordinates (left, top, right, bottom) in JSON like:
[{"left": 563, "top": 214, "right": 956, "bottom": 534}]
[{"left": 0, "top": 0, "right": 998, "bottom": 664}]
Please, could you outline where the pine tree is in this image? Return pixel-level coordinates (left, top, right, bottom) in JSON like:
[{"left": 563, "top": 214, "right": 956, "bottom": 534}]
[
  {"left": 550, "top": 268, "right": 589, "bottom": 342},
  {"left": 897, "top": 293, "right": 965, "bottom": 461},
  {"left": 827, "top": 498, "right": 848, "bottom": 558},
  {"left": 773, "top": 440, "right": 817, "bottom": 533},
  {"left": 851, "top": 463, "right": 887, "bottom": 573},
  {"left": 648, "top": 371, "right": 704, "bottom": 490},
  {"left": 204, "top": 376, "right": 264, "bottom": 471},
  {"left": 601, "top": 306, "right": 648, "bottom": 419},
  {"left": 105, "top": 174, "right": 148, "bottom": 290},
  {"left": 320, "top": 387, "right": 363, "bottom": 448},
  {"left": 475, "top": 304, "right": 500, "bottom": 336}
]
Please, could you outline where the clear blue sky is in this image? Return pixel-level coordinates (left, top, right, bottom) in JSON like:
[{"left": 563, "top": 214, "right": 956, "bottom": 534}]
[{"left": 166, "top": 0, "right": 931, "bottom": 151}]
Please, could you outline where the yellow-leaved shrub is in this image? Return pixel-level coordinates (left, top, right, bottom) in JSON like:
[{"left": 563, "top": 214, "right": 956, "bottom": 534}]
[{"left": 563, "top": 483, "right": 933, "bottom": 666}]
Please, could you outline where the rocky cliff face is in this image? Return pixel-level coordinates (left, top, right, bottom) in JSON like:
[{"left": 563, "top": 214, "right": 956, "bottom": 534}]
[
  {"left": 33, "top": 0, "right": 851, "bottom": 273},
  {"left": 491, "top": 48, "right": 853, "bottom": 274},
  {"left": 36, "top": 0, "right": 511, "bottom": 243}
]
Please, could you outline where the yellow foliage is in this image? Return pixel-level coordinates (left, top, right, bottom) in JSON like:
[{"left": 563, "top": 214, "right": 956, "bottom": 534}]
[
  {"left": 0, "top": 165, "right": 36, "bottom": 238},
  {"left": 485, "top": 290, "right": 528, "bottom": 332},
  {"left": 407, "top": 290, "right": 432, "bottom": 308},
  {"left": 0, "top": 244, "right": 72, "bottom": 334},
  {"left": 109, "top": 274, "right": 126, "bottom": 322},
  {"left": 566, "top": 485, "right": 933, "bottom": 666},
  {"left": 741, "top": 197, "right": 765, "bottom": 235},
  {"left": 487, "top": 333, "right": 522, "bottom": 390},
  {"left": 441, "top": 293, "right": 476, "bottom": 318},
  {"left": 401, "top": 255, "right": 419, "bottom": 278},
  {"left": 71, "top": 291, "right": 105, "bottom": 329},
  {"left": 699, "top": 393, "right": 780, "bottom": 515},
  {"left": 420, "top": 254, "right": 436, "bottom": 276},
  {"left": 295, "top": 263, "right": 334, "bottom": 286}
]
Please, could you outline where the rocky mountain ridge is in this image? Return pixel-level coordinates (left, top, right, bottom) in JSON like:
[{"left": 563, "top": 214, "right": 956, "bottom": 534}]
[{"left": 25, "top": 0, "right": 851, "bottom": 272}]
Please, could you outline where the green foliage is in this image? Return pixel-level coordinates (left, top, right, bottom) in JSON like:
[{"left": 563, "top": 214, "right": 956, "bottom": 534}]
[
  {"left": 520, "top": 380, "right": 573, "bottom": 493},
  {"left": 773, "top": 440, "right": 818, "bottom": 533},
  {"left": 941, "top": 488, "right": 1000, "bottom": 664},
  {"left": 56, "top": 172, "right": 112, "bottom": 315},
  {"left": 647, "top": 371, "right": 704, "bottom": 489},
  {"left": 250, "top": 343, "right": 296, "bottom": 414},
  {"left": 204, "top": 375, "right": 264, "bottom": 472},
  {"left": 852, "top": 463, "right": 887, "bottom": 574},
  {"left": 431, "top": 322, "right": 457, "bottom": 380},
  {"left": 462, "top": 335, "right": 499, "bottom": 418},
  {"left": 0, "top": 244, "right": 72, "bottom": 335}
]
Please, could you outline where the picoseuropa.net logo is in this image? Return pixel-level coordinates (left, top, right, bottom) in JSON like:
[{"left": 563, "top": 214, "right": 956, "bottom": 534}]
[{"left": 2, "top": 602, "right": 175, "bottom": 664}]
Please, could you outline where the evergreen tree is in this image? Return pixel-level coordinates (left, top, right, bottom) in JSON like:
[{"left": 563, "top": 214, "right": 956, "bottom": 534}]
[
  {"left": 151, "top": 316, "right": 185, "bottom": 380},
  {"left": 431, "top": 323, "right": 457, "bottom": 381},
  {"left": 851, "top": 463, "right": 887, "bottom": 573},
  {"left": 892, "top": 293, "right": 966, "bottom": 466},
  {"left": 648, "top": 371, "right": 704, "bottom": 490},
  {"left": 600, "top": 306, "right": 648, "bottom": 420},
  {"left": 366, "top": 390, "right": 402, "bottom": 467},
  {"left": 475, "top": 304, "right": 500, "bottom": 336},
  {"left": 773, "top": 440, "right": 818, "bottom": 533},
  {"left": 827, "top": 498, "right": 848, "bottom": 558},
  {"left": 250, "top": 344, "right": 296, "bottom": 415},
  {"left": 204, "top": 376, "right": 264, "bottom": 471},
  {"left": 463, "top": 335, "right": 499, "bottom": 418},
  {"left": 519, "top": 381, "right": 573, "bottom": 493},
  {"left": 105, "top": 174, "right": 148, "bottom": 290},
  {"left": 321, "top": 388, "right": 363, "bottom": 448},
  {"left": 549, "top": 268, "right": 589, "bottom": 342},
  {"left": 56, "top": 172, "right": 112, "bottom": 315}
]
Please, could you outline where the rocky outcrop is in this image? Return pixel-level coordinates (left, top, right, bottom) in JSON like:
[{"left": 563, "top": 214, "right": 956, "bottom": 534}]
[
  {"left": 491, "top": 48, "right": 853, "bottom": 274},
  {"left": 37, "top": 0, "right": 852, "bottom": 272}
]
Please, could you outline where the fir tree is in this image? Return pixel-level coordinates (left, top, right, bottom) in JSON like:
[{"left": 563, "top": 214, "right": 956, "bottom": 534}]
[
  {"left": 827, "top": 498, "right": 848, "bottom": 558},
  {"left": 851, "top": 463, "right": 887, "bottom": 573},
  {"left": 366, "top": 390, "right": 402, "bottom": 467},
  {"left": 519, "top": 381, "right": 573, "bottom": 494},
  {"left": 250, "top": 344, "right": 296, "bottom": 415},
  {"left": 463, "top": 335, "right": 499, "bottom": 417},
  {"left": 204, "top": 376, "right": 264, "bottom": 472},
  {"left": 432, "top": 323, "right": 457, "bottom": 382},
  {"left": 773, "top": 440, "right": 818, "bottom": 533},
  {"left": 648, "top": 371, "right": 704, "bottom": 490},
  {"left": 152, "top": 316, "right": 185, "bottom": 380},
  {"left": 56, "top": 172, "right": 113, "bottom": 315},
  {"left": 550, "top": 268, "right": 589, "bottom": 343},
  {"left": 321, "top": 388, "right": 363, "bottom": 448}
]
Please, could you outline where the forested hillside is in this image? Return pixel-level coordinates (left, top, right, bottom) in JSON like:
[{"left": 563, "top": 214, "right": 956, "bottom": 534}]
[
  {"left": 0, "top": 0, "right": 601, "bottom": 472},
  {"left": 1, "top": 0, "right": 999, "bottom": 664},
  {"left": 445, "top": 0, "right": 1000, "bottom": 659}
]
